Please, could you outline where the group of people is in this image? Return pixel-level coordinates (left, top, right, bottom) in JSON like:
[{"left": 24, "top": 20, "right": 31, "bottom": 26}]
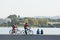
[
  {"left": 12, "top": 23, "right": 29, "bottom": 35},
  {"left": 12, "top": 23, "right": 43, "bottom": 35}
]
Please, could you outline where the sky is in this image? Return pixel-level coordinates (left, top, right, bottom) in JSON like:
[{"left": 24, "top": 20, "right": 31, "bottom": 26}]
[{"left": 0, "top": 0, "right": 60, "bottom": 18}]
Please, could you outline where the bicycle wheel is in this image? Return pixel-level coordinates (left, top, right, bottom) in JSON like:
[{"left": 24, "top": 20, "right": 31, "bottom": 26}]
[
  {"left": 27, "top": 30, "right": 33, "bottom": 34},
  {"left": 20, "top": 30, "right": 25, "bottom": 35},
  {"left": 9, "top": 30, "right": 13, "bottom": 34},
  {"left": 15, "top": 29, "right": 21, "bottom": 34},
  {"left": 9, "top": 30, "right": 21, "bottom": 35}
]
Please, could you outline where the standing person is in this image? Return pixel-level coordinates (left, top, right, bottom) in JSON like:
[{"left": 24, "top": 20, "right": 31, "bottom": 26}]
[{"left": 23, "top": 23, "right": 29, "bottom": 35}]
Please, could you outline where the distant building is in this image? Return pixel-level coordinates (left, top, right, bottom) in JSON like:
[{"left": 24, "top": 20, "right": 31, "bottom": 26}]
[
  {"left": 4, "top": 18, "right": 11, "bottom": 23},
  {"left": 48, "top": 22, "right": 60, "bottom": 27},
  {"left": 48, "top": 22, "right": 60, "bottom": 25},
  {"left": 0, "top": 18, "right": 11, "bottom": 24}
]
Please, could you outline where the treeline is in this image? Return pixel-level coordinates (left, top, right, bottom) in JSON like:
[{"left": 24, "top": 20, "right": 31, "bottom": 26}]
[
  {"left": 0, "top": 14, "right": 60, "bottom": 27},
  {"left": 7, "top": 14, "right": 49, "bottom": 27}
]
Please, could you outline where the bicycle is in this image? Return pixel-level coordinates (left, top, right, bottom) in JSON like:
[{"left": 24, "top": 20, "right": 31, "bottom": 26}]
[
  {"left": 9, "top": 28, "right": 21, "bottom": 35},
  {"left": 20, "top": 27, "right": 33, "bottom": 35}
]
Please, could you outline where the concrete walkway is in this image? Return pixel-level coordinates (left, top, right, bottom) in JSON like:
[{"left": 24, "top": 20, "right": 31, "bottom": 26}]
[{"left": 0, "top": 35, "right": 60, "bottom": 40}]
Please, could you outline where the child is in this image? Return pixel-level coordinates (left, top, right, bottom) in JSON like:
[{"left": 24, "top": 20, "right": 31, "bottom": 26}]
[{"left": 36, "top": 28, "right": 40, "bottom": 34}]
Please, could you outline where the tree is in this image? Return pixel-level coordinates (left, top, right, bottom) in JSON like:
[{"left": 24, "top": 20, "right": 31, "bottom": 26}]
[
  {"left": 7, "top": 14, "right": 18, "bottom": 19},
  {"left": 7, "top": 14, "right": 20, "bottom": 26},
  {"left": 32, "top": 18, "right": 38, "bottom": 26},
  {"left": 24, "top": 19, "right": 28, "bottom": 23},
  {"left": 38, "top": 18, "right": 48, "bottom": 27}
]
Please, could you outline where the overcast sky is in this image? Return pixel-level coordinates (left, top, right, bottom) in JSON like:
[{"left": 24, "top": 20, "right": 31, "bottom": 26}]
[{"left": 0, "top": 0, "right": 60, "bottom": 18}]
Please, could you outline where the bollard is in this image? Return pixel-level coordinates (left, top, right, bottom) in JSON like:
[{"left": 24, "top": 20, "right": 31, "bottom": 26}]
[{"left": 41, "top": 29, "right": 43, "bottom": 34}]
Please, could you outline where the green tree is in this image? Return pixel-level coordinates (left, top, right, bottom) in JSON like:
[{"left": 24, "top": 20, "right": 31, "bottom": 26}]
[
  {"left": 38, "top": 18, "right": 48, "bottom": 27},
  {"left": 7, "top": 14, "right": 20, "bottom": 26},
  {"left": 32, "top": 18, "right": 38, "bottom": 26}
]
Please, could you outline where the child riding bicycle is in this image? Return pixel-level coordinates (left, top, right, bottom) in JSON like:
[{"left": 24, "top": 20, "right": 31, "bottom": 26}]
[{"left": 12, "top": 24, "right": 17, "bottom": 33}]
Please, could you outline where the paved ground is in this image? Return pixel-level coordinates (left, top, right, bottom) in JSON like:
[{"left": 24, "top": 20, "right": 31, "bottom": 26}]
[{"left": 0, "top": 35, "right": 60, "bottom": 40}]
